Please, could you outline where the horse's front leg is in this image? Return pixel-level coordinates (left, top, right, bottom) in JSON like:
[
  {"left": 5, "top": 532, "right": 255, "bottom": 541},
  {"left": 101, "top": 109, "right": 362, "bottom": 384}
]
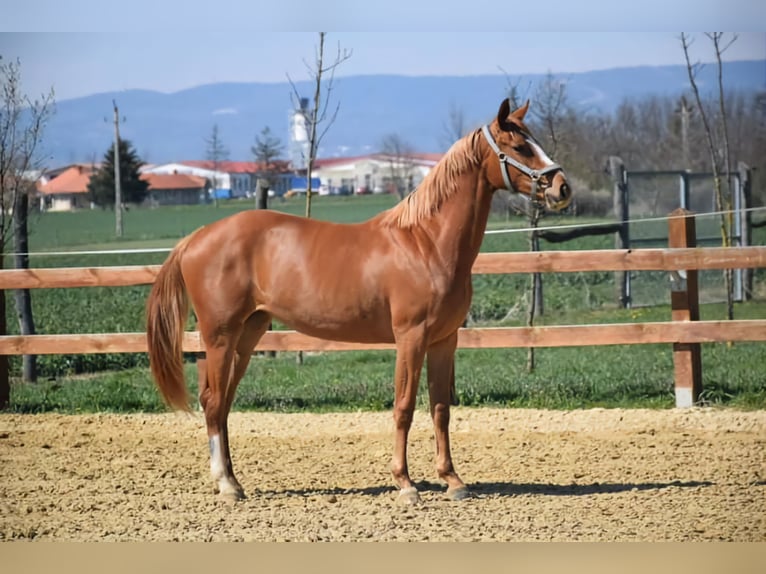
[
  {"left": 391, "top": 330, "right": 427, "bottom": 504},
  {"left": 427, "top": 332, "right": 470, "bottom": 500}
]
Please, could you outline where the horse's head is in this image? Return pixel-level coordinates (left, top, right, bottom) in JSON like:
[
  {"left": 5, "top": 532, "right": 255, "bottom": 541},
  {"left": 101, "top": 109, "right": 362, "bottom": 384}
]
[{"left": 482, "top": 98, "right": 572, "bottom": 212}]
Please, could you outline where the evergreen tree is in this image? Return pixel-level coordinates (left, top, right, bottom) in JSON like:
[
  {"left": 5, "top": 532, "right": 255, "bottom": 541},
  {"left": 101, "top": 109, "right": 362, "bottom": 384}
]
[
  {"left": 251, "top": 125, "right": 284, "bottom": 189},
  {"left": 252, "top": 126, "right": 284, "bottom": 168},
  {"left": 87, "top": 138, "right": 148, "bottom": 207},
  {"left": 204, "top": 124, "right": 229, "bottom": 208}
]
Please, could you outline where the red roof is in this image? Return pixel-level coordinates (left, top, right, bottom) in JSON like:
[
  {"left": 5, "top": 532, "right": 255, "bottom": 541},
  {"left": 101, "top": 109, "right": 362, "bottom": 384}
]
[
  {"left": 313, "top": 155, "right": 369, "bottom": 168},
  {"left": 39, "top": 166, "right": 208, "bottom": 196},
  {"left": 180, "top": 160, "right": 252, "bottom": 173},
  {"left": 313, "top": 153, "right": 443, "bottom": 169},
  {"left": 38, "top": 165, "right": 95, "bottom": 195},
  {"left": 408, "top": 152, "right": 444, "bottom": 163},
  {"left": 142, "top": 173, "right": 207, "bottom": 190},
  {"left": 180, "top": 160, "right": 289, "bottom": 174}
]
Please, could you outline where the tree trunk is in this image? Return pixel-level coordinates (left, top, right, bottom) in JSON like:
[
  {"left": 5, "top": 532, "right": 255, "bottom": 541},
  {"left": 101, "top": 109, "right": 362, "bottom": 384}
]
[
  {"left": 256, "top": 178, "right": 269, "bottom": 210},
  {"left": 13, "top": 191, "right": 37, "bottom": 382}
]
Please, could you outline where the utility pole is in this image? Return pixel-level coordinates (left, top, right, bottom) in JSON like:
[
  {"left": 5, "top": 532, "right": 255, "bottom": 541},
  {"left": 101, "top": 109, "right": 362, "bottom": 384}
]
[{"left": 112, "top": 99, "right": 123, "bottom": 238}]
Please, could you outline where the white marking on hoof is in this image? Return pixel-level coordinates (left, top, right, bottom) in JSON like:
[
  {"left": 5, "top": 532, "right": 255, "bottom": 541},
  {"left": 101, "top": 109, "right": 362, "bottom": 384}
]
[
  {"left": 397, "top": 486, "right": 421, "bottom": 505},
  {"left": 219, "top": 483, "right": 246, "bottom": 501},
  {"left": 209, "top": 435, "right": 245, "bottom": 500}
]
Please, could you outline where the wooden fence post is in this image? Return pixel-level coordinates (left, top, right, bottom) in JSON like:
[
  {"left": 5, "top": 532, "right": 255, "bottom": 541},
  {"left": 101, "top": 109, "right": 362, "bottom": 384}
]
[
  {"left": 0, "top": 246, "right": 8, "bottom": 410},
  {"left": 668, "top": 208, "right": 702, "bottom": 407}
]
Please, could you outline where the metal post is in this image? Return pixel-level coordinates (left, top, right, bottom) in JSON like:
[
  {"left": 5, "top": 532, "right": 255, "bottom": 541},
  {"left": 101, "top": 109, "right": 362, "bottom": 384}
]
[
  {"left": 609, "top": 157, "right": 630, "bottom": 308},
  {"left": 733, "top": 173, "right": 743, "bottom": 302},
  {"left": 739, "top": 162, "right": 753, "bottom": 300},
  {"left": 679, "top": 172, "right": 690, "bottom": 210},
  {"left": 112, "top": 100, "right": 123, "bottom": 238}
]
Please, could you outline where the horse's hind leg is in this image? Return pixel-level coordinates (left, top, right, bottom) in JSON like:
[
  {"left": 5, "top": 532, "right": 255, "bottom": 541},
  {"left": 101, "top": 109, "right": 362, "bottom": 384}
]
[
  {"left": 199, "top": 311, "right": 271, "bottom": 500},
  {"left": 198, "top": 336, "right": 241, "bottom": 500},
  {"left": 427, "top": 332, "right": 469, "bottom": 500}
]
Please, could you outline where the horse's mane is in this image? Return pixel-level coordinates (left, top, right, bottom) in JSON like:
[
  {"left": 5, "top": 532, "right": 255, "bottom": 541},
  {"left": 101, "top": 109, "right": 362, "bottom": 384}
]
[{"left": 380, "top": 130, "right": 482, "bottom": 228}]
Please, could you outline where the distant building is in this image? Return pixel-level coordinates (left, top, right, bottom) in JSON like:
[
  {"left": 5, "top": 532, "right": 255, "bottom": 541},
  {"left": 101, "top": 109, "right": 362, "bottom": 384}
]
[
  {"left": 145, "top": 160, "right": 290, "bottom": 200},
  {"left": 142, "top": 162, "right": 234, "bottom": 200},
  {"left": 143, "top": 173, "right": 207, "bottom": 206},
  {"left": 312, "top": 153, "right": 442, "bottom": 195},
  {"left": 37, "top": 163, "right": 210, "bottom": 210},
  {"left": 37, "top": 164, "right": 96, "bottom": 211}
]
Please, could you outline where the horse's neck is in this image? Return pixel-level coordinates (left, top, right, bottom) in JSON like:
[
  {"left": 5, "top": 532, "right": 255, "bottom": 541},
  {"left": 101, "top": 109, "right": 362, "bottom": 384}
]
[{"left": 424, "top": 170, "right": 493, "bottom": 273}]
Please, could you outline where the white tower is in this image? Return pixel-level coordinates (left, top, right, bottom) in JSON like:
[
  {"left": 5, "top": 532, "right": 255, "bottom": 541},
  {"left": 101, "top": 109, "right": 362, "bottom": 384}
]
[{"left": 289, "top": 97, "right": 310, "bottom": 171}]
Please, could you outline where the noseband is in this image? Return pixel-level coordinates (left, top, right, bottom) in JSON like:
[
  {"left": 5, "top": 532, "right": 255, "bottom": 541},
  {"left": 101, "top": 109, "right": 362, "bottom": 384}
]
[{"left": 481, "top": 124, "right": 561, "bottom": 206}]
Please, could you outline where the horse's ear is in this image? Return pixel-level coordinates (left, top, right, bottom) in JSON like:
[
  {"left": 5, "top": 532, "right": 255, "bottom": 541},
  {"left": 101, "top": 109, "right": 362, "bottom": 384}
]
[
  {"left": 512, "top": 100, "right": 530, "bottom": 121},
  {"left": 496, "top": 98, "right": 511, "bottom": 125}
]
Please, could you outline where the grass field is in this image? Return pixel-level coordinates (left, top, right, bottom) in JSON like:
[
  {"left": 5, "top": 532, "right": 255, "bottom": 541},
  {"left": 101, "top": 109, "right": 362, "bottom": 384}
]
[{"left": 5, "top": 194, "right": 766, "bottom": 412}]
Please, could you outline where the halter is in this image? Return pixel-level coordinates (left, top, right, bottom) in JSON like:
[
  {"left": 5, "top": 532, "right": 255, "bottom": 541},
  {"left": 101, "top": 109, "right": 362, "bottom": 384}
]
[{"left": 481, "top": 124, "right": 561, "bottom": 206}]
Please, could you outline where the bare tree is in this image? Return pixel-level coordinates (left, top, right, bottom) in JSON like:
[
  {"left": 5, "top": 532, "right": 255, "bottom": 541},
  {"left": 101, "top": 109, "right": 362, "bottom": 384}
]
[
  {"left": 204, "top": 123, "right": 229, "bottom": 208},
  {"left": 380, "top": 133, "right": 416, "bottom": 200},
  {"left": 0, "top": 57, "right": 55, "bottom": 403},
  {"left": 532, "top": 71, "right": 568, "bottom": 158},
  {"left": 709, "top": 33, "right": 738, "bottom": 245},
  {"left": 288, "top": 33, "right": 351, "bottom": 365},
  {"left": 680, "top": 32, "right": 736, "bottom": 321},
  {"left": 525, "top": 73, "right": 572, "bottom": 371},
  {"left": 440, "top": 101, "right": 469, "bottom": 150},
  {"left": 499, "top": 66, "right": 530, "bottom": 109},
  {"left": 288, "top": 32, "right": 352, "bottom": 218}
]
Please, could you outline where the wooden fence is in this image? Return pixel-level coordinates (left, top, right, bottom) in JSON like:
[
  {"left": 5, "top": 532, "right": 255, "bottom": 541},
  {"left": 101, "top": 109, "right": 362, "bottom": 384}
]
[{"left": 1, "top": 209, "right": 765, "bottom": 408}]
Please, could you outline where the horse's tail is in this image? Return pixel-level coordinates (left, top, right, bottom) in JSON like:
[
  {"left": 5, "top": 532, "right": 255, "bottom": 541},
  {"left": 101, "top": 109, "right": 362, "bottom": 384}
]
[{"left": 146, "top": 232, "right": 199, "bottom": 412}]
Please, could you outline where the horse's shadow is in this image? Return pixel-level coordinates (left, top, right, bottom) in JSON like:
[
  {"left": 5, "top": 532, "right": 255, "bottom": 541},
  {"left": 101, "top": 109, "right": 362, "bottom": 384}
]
[{"left": 254, "top": 479, "right": 713, "bottom": 499}]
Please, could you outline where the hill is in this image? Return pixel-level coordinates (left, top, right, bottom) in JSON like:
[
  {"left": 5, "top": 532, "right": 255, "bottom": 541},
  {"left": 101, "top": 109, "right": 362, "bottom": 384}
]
[{"left": 42, "top": 60, "right": 765, "bottom": 165}]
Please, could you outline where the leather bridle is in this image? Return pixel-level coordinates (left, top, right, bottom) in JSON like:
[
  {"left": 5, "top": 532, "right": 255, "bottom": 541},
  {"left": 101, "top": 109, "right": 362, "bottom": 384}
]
[{"left": 481, "top": 124, "right": 562, "bottom": 208}]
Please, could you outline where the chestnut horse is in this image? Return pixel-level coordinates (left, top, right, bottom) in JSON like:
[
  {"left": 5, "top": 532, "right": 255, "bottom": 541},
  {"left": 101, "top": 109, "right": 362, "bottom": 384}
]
[{"left": 146, "top": 99, "right": 572, "bottom": 503}]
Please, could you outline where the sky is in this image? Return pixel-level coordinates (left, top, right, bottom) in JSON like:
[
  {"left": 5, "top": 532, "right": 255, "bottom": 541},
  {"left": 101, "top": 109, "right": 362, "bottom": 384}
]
[{"left": 1, "top": 1, "right": 764, "bottom": 101}]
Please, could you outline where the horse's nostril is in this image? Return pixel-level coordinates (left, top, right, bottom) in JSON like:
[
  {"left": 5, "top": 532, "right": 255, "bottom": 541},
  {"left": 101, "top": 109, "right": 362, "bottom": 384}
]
[{"left": 560, "top": 183, "right": 570, "bottom": 199}]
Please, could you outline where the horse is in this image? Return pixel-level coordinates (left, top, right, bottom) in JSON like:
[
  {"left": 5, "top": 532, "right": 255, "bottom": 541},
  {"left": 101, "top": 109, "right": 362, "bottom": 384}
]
[{"left": 145, "top": 98, "right": 572, "bottom": 504}]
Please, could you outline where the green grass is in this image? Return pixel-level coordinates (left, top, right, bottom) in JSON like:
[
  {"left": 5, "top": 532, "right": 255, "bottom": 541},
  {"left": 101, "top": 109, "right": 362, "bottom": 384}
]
[
  {"left": 5, "top": 197, "right": 766, "bottom": 413},
  {"left": 26, "top": 194, "right": 400, "bottom": 252},
  {"left": 9, "top": 301, "right": 766, "bottom": 414},
  {"left": 10, "top": 337, "right": 766, "bottom": 414}
]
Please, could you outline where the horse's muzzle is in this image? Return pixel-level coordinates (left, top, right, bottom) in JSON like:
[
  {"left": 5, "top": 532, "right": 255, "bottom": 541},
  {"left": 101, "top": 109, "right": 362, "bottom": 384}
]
[{"left": 544, "top": 172, "right": 572, "bottom": 211}]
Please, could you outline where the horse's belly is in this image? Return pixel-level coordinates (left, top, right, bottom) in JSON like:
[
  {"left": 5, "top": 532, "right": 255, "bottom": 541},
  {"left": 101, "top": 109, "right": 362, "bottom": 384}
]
[{"left": 269, "top": 305, "right": 395, "bottom": 344}]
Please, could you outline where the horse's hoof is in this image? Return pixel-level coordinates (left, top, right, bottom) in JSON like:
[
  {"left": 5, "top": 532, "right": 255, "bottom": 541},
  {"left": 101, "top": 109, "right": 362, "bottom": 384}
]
[
  {"left": 446, "top": 486, "right": 472, "bottom": 501},
  {"left": 397, "top": 486, "right": 421, "bottom": 505},
  {"left": 220, "top": 488, "right": 247, "bottom": 502}
]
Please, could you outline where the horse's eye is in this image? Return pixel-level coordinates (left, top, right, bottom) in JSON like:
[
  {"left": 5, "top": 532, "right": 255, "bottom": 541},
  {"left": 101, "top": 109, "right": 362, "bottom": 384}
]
[{"left": 513, "top": 143, "right": 533, "bottom": 157}]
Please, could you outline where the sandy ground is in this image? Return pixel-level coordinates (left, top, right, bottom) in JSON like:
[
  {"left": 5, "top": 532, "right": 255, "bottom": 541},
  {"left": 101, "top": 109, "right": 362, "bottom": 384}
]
[{"left": 0, "top": 407, "right": 764, "bottom": 541}]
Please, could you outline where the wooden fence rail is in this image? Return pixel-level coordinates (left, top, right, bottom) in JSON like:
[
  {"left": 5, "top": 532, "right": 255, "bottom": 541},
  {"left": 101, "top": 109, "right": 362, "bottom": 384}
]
[
  {"left": 0, "top": 320, "right": 763, "bottom": 356},
  {"left": 1, "top": 210, "right": 765, "bottom": 407},
  {"left": 1, "top": 246, "right": 765, "bottom": 289}
]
